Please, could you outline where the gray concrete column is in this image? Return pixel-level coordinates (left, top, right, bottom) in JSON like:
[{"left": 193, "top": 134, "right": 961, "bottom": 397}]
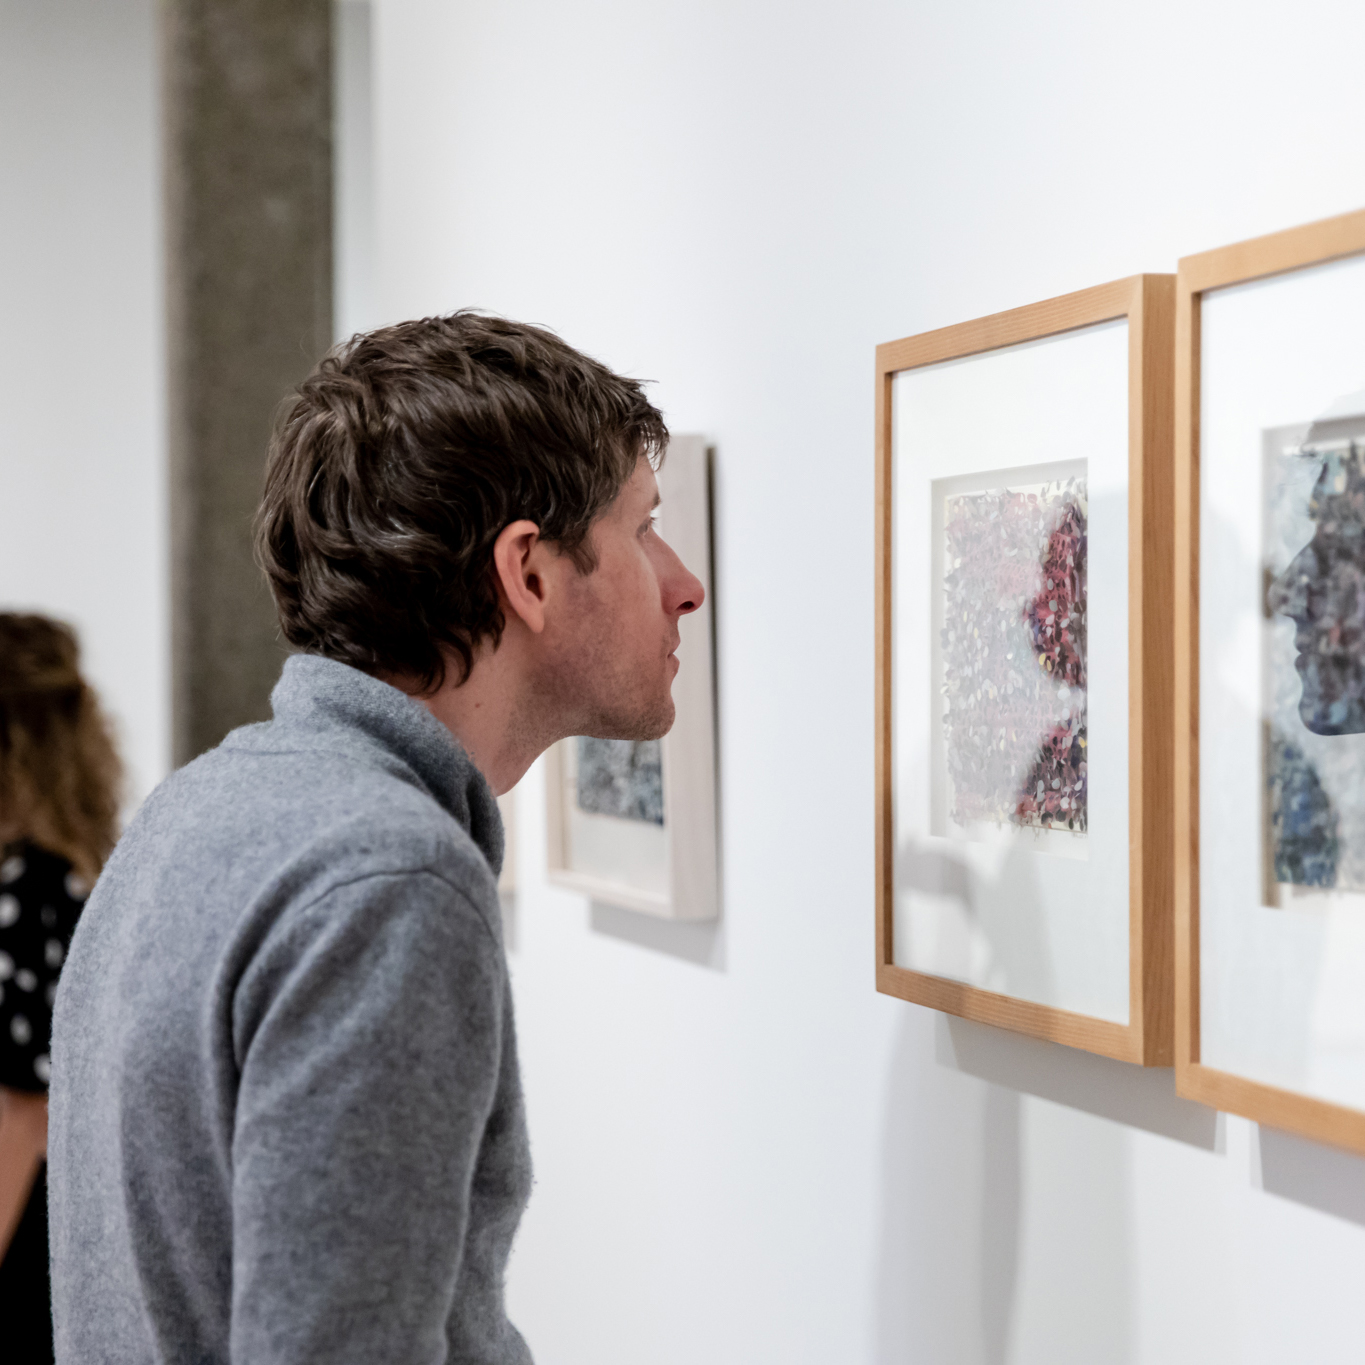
[{"left": 165, "top": 0, "right": 332, "bottom": 764}]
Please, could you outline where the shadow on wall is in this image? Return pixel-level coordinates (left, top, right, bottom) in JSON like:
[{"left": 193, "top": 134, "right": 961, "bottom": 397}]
[
  {"left": 875, "top": 1010, "right": 1226, "bottom": 1364},
  {"left": 1258, "top": 1126, "right": 1365, "bottom": 1227},
  {"left": 874, "top": 1008, "right": 1023, "bottom": 1365},
  {"left": 940, "top": 1017, "right": 1219, "bottom": 1148},
  {"left": 589, "top": 902, "right": 727, "bottom": 971}
]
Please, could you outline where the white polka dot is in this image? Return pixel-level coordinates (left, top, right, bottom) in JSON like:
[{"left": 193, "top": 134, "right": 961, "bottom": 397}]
[
  {"left": 64, "top": 871, "right": 89, "bottom": 901},
  {"left": 45, "top": 940, "right": 64, "bottom": 968},
  {"left": 10, "top": 1015, "right": 31, "bottom": 1046},
  {"left": 40, "top": 905, "right": 57, "bottom": 929},
  {"left": 0, "top": 855, "right": 24, "bottom": 885},
  {"left": 15, "top": 969, "right": 36, "bottom": 993},
  {"left": 33, "top": 1055, "right": 50, "bottom": 1083},
  {"left": 0, "top": 894, "right": 18, "bottom": 927},
  {"left": 44, "top": 982, "right": 57, "bottom": 1008},
  {"left": 0, "top": 952, "right": 13, "bottom": 980}
]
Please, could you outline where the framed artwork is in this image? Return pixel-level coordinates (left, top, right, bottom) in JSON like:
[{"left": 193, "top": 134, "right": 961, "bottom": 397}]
[
  {"left": 545, "top": 434, "right": 719, "bottom": 920},
  {"left": 1175, "top": 207, "right": 1365, "bottom": 1150},
  {"left": 876, "top": 275, "right": 1175, "bottom": 1064}
]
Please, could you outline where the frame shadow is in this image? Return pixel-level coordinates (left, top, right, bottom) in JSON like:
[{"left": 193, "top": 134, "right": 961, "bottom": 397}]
[
  {"left": 589, "top": 901, "right": 727, "bottom": 971},
  {"left": 1257, "top": 1125, "right": 1365, "bottom": 1227},
  {"left": 937, "top": 1015, "right": 1219, "bottom": 1149}
]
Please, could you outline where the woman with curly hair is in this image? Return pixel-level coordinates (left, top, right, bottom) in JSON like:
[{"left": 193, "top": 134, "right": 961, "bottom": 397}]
[{"left": 0, "top": 613, "right": 121, "bottom": 1359}]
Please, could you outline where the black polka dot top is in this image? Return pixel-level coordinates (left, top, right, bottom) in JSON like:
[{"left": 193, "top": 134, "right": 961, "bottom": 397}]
[{"left": 0, "top": 839, "right": 90, "bottom": 1094}]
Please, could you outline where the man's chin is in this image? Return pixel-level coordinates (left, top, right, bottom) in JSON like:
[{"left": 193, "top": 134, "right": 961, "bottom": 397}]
[{"left": 583, "top": 697, "right": 675, "bottom": 743}]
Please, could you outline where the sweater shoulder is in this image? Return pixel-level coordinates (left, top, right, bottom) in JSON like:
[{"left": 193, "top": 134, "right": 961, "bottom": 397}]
[{"left": 106, "top": 738, "right": 502, "bottom": 943}]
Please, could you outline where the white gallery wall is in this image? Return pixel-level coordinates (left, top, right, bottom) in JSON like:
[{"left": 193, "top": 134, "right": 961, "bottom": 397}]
[
  {"left": 0, "top": 0, "right": 167, "bottom": 809},
  {"left": 8, "top": 2, "right": 1365, "bottom": 1362},
  {"left": 360, "top": 2, "right": 1365, "bottom": 1363}
]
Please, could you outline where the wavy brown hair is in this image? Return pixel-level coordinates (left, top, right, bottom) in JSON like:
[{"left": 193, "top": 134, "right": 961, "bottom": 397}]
[
  {"left": 0, "top": 614, "right": 123, "bottom": 883},
  {"left": 255, "top": 311, "right": 668, "bottom": 693}
]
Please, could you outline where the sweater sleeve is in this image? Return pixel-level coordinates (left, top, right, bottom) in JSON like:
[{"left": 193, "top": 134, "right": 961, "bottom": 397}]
[{"left": 227, "top": 869, "right": 505, "bottom": 1364}]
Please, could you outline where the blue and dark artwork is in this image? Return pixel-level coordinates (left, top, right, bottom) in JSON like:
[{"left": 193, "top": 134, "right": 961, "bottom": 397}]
[
  {"left": 1267, "top": 731, "right": 1339, "bottom": 887},
  {"left": 575, "top": 737, "right": 665, "bottom": 825},
  {"left": 1266, "top": 447, "right": 1365, "bottom": 737},
  {"left": 1264, "top": 434, "right": 1365, "bottom": 896}
]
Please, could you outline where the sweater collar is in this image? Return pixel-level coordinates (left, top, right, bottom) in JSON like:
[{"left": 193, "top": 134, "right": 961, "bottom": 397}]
[{"left": 258, "top": 654, "right": 504, "bottom": 876}]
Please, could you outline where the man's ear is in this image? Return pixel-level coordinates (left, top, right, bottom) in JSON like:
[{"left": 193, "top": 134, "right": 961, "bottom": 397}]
[{"left": 492, "top": 519, "right": 550, "bottom": 634}]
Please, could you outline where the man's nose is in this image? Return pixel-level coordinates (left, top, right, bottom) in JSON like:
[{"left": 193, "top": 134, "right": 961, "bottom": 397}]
[
  {"left": 674, "top": 565, "right": 705, "bottom": 617},
  {"left": 663, "top": 540, "right": 705, "bottom": 617}
]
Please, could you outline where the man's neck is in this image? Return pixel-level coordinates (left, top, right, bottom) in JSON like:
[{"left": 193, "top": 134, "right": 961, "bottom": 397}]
[{"left": 404, "top": 641, "right": 547, "bottom": 796}]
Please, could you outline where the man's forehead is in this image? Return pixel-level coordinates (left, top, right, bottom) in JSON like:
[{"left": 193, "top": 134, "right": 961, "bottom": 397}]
[{"left": 630, "top": 458, "right": 660, "bottom": 505}]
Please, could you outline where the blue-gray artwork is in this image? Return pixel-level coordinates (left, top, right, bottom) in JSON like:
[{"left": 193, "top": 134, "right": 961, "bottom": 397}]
[
  {"left": 1266, "top": 446, "right": 1365, "bottom": 737},
  {"left": 575, "top": 738, "right": 665, "bottom": 825},
  {"left": 1267, "top": 731, "right": 1339, "bottom": 887},
  {"left": 1264, "top": 431, "right": 1365, "bottom": 895}
]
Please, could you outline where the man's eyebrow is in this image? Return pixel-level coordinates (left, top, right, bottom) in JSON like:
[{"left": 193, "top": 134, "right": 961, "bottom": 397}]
[{"left": 649, "top": 491, "right": 661, "bottom": 510}]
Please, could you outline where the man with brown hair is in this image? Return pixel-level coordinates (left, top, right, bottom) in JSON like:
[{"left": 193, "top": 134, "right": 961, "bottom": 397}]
[{"left": 48, "top": 313, "right": 704, "bottom": 1363}]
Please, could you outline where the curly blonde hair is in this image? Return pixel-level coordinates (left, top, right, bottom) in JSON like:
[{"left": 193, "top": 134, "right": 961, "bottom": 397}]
[{"left": 0, "top": 614, "right": 123, "bottom": 884}]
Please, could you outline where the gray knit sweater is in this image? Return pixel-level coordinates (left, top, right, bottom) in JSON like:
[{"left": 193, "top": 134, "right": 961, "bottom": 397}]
[{"left": 49, "top": 655, "right": 533, "bottom": 1364}]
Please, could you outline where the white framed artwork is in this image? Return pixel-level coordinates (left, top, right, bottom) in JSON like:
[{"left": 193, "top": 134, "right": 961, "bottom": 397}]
[
  {"left": 876, "top": 276, "right": 1176, "bottom": 1065},
  {"left": 1175, "top": 207, "right": 1365, "bottom": 1152},
  {"left": 544, "top": 434, "right": 719, "bottom": 921}
]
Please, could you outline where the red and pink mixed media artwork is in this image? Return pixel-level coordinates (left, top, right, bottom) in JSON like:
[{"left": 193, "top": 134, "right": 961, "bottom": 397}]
[{"left": 940, "top": 475, "right": 1088, "bottom": 837}]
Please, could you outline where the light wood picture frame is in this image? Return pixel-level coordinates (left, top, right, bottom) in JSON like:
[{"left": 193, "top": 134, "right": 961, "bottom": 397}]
[
  {"left": 876, "top": 275, "right": 1175, "bottom": 1064},
  {"left": 545, "top": 434, "right": 719, "bottom": 921},
  {"left": 1175, "top": 208, "right": 1365, "bottom": 1152}
]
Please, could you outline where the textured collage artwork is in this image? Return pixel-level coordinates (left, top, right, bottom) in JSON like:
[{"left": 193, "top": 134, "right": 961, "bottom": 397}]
[
  {"left": 575, "top": 738, "right": 665, "bottom": 826},
  {"left": 1263, "top": 428, "right": 1365, "bottom": 898},
  {"left": 939, "top": 469, "right": 1088, "bottom": 840}
]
